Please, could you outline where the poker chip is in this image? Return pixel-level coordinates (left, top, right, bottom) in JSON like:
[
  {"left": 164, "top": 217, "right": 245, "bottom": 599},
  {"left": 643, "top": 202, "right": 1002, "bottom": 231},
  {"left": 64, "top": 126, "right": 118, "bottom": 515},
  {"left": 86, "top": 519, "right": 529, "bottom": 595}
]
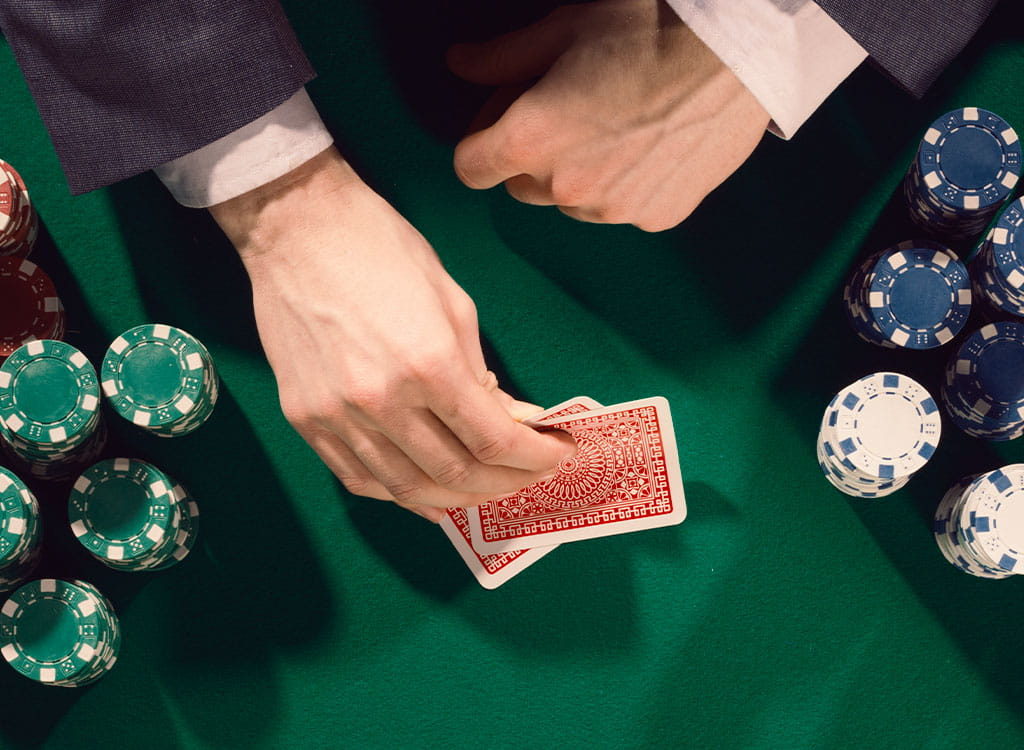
[
  {"left": 0, "top": 468, "right": 42, "bottom": 593},
  {"left": 0, "top": 339, "right": 106, "bottom": 481},
  {"left": 817, "top": 372, "right": 941, "bottom": 497},
  {"left": 940, "top": 322, "right": 1024, "bottom": 440},
  {"left": 842, "top": 240, "right": 971, "bottom": 349},
  {"left": 101, "top": 324, "right": 219, "bottom": 437},
  {"left": 933, "top": 465, "right": 1024, "bottom": 578},
  {"left": 970, "top": 197, "right": 1024, "bottom": 318},
  {"left": 0, "top": 159, "right": 39, "bottom": 259},
  {"left": 0, "top": 578, "right": 121, "bottom": 686},
  {"left": 68, "top": 458, "right": 200, "bottom": 571},
  {"left": 903, "top": 108, "right": 1021, "bottom": 241},
  {"left": 0, "top": 257, "right": 66, "bottom": 360}
]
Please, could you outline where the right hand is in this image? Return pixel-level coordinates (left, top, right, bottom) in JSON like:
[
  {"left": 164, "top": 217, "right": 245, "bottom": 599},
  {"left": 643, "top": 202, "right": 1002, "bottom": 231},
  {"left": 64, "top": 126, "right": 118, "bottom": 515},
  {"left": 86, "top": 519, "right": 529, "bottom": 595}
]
[{"left": 209, "top": 147, "right": 577, "bottom": 522}]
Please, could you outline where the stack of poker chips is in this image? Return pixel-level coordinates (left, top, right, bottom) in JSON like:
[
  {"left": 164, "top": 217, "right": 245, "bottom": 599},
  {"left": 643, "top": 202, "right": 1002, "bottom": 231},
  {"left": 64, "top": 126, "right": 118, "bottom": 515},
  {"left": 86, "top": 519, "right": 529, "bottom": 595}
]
[
  {"left": 69, "top": 458, "right": 200, "bottom": 571},
  {"left": 0, "top": 340, "right": 106, "bottom": 481},
  {"left": 817, "top": 372, "right": 941, "bottom": 498},
  {"left": 101, "top": 324, "right": 219, "bottom": 437},
  {"left": 0, "top": 468, "right": 42, "bottom": 593},
  {"left": 842, "top": 239, "right": 971, "bottom": 349},
  {"left": 0, "top": 159, "right": 39, "bottom": 259},
  {"left": 0, "top": 257, "right": 67, "bottom": 360},
  {"left": 940, "top": 321, "right": 1024, "bottom": 440},
  {"left": 933, "top": 465, "right": 1024, "bottom": 578},
  {"left": 903, "top": 107, "right": 1021, "bottom": 241},
  {"left": 0, "top": 578, "right": 121, "bottom": 686},
  {"left": 971, "top": 197, "right": 1024, "bottom": 317}
]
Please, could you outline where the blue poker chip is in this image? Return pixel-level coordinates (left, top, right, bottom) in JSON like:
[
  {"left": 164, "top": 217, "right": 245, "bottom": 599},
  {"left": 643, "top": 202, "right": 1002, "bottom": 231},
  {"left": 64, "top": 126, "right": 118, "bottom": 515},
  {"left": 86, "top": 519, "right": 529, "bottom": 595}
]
[
  {"left": 942, "top": 322, "right": 1024, "bottom": 439},
  {"left": 970, "top": 198, "right": 1024, "bottom": 316},
  {"left": 842, "top": 241, "right": 970, "bottom": 349},
  {"left": 867, "top": 241, "right": 972, "bottom": 349},
  {"left": 916, "top": 108, "right": 1021, "bottom": 212},
  {"left": 904, "top": 108, "right": 1022, "bottom": 239}
]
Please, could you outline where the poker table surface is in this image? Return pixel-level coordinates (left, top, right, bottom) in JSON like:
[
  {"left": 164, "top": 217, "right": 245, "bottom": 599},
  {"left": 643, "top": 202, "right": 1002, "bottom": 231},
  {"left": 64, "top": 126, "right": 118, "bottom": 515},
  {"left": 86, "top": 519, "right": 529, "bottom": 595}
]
[{"left": 2, "top": 2, "right": 1024, "bottom": 748}]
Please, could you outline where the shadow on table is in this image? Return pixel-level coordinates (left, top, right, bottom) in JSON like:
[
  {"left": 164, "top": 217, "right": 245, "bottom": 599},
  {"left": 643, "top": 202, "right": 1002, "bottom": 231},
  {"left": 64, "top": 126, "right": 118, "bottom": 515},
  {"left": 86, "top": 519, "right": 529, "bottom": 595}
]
[
  {"left": 29, "top": 178, "right": 343, "bottom": 747},
  {"left": 769, "top": 4, "right": 1024, "bottom": 726}
]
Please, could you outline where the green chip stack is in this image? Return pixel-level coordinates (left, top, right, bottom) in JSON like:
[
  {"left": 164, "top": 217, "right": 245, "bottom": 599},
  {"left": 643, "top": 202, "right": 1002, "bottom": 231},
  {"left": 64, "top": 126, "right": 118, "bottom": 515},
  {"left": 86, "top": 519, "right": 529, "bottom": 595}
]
[
  {"left": 69, "top": 458, "right": 200, "bottom": 571},
  {"left": 101, "top": 324, "right": 219, "bottom": 437},
  {"left": 0, "top": 467, "right": 42, "bottom": 592},
  {"left": 0, "top": 339, "right": 106, "bottom": 481},
  {"left": 0, "top": 578, "right": 121, "bottom": 686}
]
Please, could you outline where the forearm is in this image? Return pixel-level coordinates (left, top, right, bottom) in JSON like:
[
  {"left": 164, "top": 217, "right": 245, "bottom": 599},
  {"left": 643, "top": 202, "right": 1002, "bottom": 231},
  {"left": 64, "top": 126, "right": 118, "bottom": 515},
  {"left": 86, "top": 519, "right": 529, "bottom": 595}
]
[{"left": 0, "top": 0, "right": 314, "bottom": 194}]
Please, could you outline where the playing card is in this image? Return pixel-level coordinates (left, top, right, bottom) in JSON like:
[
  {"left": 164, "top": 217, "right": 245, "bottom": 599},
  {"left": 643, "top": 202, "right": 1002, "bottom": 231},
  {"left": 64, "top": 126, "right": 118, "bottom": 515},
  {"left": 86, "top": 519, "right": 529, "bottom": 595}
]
[
  {"left": 467, "top": 397, "right": 685, "bottom": 553},
  {"left": 439, "top": 396, "right": 602, "bottom": 588},
  {"left": 440, "top": 508, "right": 557, "bottom": 589},
  {"left": 525, "top": 396, "right": 603, "bottom": 426}
]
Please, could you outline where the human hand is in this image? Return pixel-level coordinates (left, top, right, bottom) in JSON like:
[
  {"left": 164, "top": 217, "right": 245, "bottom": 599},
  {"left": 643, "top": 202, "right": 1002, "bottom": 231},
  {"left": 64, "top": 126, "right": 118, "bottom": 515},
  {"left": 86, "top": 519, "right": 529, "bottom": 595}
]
[
  {"left": 447, "top": 0, "right": 771, "bottom": 232},
  {"left": 209, "top": 147, "right": 577, "bottom": 522}
]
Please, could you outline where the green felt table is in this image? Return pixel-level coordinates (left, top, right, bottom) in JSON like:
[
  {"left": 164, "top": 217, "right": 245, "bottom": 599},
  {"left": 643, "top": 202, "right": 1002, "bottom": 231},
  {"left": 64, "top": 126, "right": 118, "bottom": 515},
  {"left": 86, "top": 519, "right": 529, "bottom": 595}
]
[{"left": 2, "top": 2, "right": 1024, "bottom": 748}]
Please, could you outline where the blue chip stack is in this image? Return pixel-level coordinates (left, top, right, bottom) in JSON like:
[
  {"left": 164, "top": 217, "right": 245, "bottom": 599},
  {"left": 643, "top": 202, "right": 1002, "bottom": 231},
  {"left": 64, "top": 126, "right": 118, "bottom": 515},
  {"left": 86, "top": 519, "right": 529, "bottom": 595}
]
[
  {"left": 817, "top": 372, "right": 941, "bottom": 498},
  {"left": 934, "top": 465, "right": 1024, "bottom": 578},
  {"left": 971, "top": 197, "right": 1024, "bottom": 317},
  {"left": 842, "top": 240, "right": 971, "bottom": 349},
  {"left": 941, "top": 321, "right": 1024, "bottom": 440},
  {"left": 903, "top": 107, "right": 1021, "bottom": 240}
]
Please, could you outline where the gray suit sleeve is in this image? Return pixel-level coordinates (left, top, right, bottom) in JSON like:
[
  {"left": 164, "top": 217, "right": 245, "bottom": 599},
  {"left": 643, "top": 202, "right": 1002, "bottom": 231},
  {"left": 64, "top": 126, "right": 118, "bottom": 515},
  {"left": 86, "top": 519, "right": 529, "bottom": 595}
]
[
  {"left": 0, "top": 1, "right": 316, "bottom": 194},
  {"left": 814, "top": 0, "right": 1000, "bottom": 97}
]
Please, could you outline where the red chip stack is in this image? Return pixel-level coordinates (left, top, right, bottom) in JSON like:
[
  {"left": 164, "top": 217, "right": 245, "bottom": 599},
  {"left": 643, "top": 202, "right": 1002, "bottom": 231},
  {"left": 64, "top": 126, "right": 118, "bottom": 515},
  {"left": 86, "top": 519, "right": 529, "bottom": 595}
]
[
  {"left": 0, "top": 257, "right": 66, "bottom": 360},
  {"left": 0, "top": 158, "right": 39, "bottom": 259}
]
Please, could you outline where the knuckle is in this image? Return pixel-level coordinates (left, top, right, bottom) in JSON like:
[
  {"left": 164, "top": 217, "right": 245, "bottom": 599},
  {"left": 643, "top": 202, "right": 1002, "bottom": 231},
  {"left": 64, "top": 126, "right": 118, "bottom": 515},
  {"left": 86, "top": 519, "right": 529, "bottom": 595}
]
[
  {"left": 591, "top": 204, "right": 631, "bottom": 225},
  {"left": 280, "top": 396, "right": 312, "bottom": 431},
  {"left": 338, "top": 473, "right": 375, "bottom": 498},
  {"left": 452, "top": 145, "right": 481, "bottom": 189},
  {"left": 469, "top": 430, "right": 514, "bottom": 464},
  {"left": 501, "top": 107, "right": 549, "bottom": 163},
  {"left": 432, "top": 458, "right": 474, "bottom": 489},
  {"left": 342, "top": 380, "right": 391, "bottom": 415},
  {"left": 407, "top": 350, "right": 452, "bottom": 383},
  {"left": 549, "top": 171, "right": 590, "bottom": 206},
  {"left": 450, "top": 290, "right": 478, "bottom": 328},
  {"left": 387, "top": 480, "right": 428, "bottom": 505}
]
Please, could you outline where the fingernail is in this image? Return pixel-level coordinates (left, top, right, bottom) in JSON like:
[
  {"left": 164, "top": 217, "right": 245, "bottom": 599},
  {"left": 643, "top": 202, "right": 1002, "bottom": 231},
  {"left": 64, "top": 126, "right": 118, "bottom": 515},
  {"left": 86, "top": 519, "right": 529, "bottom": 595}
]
[{"left": 509, "top": 399, "right": 545, "bottom": 422}]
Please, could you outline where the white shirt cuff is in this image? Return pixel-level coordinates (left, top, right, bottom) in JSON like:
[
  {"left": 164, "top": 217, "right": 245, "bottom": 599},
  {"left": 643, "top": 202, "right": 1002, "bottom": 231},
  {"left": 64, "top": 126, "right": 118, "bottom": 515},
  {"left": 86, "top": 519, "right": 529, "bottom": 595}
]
[
  {"left": 664, "top": 0, "right": 868, "bottom": 139},
  {"left": 153, "top": 88, "right": 335, "bottom": 208}
]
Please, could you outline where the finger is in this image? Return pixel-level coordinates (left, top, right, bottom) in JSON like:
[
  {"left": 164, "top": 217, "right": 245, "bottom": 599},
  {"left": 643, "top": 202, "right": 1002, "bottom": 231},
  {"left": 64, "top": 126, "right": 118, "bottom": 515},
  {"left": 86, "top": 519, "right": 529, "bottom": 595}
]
[
  {"left": 504, "top": 173, "right": 556, "bottom": 206},
  {"left": 453, "top": 105, "right": 539, "bottom": 190},
  {"left": 557, "top": 204, "right": 631, "bottom": 226},
  {"left": 427, "top": 366, "right": 578, "bottom": 473},
  {"left": 346, "top": 429, "right": 496, "bottom": 509},
  {"left": 305, "top": 428, "right": 395, "bottom": 501},
  {"left": 465, "top": 83, "right": 531, "bottom": 137},
  {"left": 446, "top": 10, "right": 573, "bottom": 86},
  {"left": 383, "top": 406, "right": 559, "bottom": 495},
  {"left": 490, "top": 386, "right": 547, "bottom": 422}
]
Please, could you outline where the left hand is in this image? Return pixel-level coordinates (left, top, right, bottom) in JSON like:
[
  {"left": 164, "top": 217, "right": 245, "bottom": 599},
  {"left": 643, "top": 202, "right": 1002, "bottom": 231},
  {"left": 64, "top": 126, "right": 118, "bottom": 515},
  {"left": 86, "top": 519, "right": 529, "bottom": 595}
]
[{"left": 447, "top": 0, "right": 771, "bottom": 232}]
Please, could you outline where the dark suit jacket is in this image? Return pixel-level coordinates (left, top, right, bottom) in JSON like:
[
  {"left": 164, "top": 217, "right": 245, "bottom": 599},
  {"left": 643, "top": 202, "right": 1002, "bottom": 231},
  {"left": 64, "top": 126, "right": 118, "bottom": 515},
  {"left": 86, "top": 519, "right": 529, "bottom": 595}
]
[
  {"left": 0, "top": 1, "right": 1001, "bottom": 196},
  {"left": 0, "top": 1, "right": 314, "bottom": 194}
]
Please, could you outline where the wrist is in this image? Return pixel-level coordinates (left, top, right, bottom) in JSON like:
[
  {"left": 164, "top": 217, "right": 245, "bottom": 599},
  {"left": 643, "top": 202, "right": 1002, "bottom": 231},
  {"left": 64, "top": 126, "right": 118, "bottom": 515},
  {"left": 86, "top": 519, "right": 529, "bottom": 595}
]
[{"left": 208, "top": 146, "right": 363, "bottom": 264}]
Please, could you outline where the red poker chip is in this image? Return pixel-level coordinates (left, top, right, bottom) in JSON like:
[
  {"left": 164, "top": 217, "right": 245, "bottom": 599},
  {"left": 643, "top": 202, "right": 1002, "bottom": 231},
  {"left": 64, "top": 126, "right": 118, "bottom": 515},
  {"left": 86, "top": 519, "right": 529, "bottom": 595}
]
[
  {"left": 0, "top": 257, "right": 65, "bottom": 359},
  {"left": 0, "top": 170, "right": 15, "bottom": 237},
  {"left": 0, "top": 162, "right": 37, "bottom": 258}
]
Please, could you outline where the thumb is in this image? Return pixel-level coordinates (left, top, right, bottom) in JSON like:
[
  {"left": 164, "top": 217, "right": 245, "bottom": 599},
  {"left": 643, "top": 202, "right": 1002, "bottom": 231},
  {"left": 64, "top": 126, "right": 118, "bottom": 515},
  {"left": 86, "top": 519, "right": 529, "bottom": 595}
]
[{"left": 447, "top": 10, "right": 573, "bottom": 85}]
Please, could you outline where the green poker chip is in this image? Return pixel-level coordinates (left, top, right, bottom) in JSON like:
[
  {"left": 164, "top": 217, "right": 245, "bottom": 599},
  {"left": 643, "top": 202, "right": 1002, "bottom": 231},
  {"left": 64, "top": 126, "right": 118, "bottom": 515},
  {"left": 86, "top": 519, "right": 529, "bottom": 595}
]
[
  {"left": 0, "top": 578, "right": 121, "bottom": 686},
  {"left": 0, "top": 467, "right": 42, "bottom": 592},
  {"left": 101, "top": 324, "right": 219, "bottom": 436},
  {"left": 69, "top": 458, "right": 200, "bottom": 571},
  {"left": 0, "top": 340, "right": 100, "bottom": 445},
  {"left": 0, "top": 339, "right": 106, "bottom": 481}
]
